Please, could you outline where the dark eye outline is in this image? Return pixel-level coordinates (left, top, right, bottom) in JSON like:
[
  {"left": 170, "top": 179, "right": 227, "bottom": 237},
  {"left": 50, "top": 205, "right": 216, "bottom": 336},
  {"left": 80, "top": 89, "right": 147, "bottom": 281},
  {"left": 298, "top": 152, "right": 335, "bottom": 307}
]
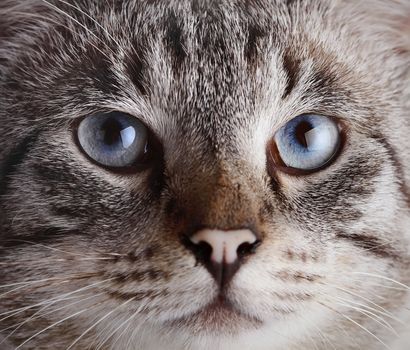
[
  {"left": 266, "top": 115, "right": 347, "bottom": 177},
  {"left": 72, "top": 111, "right": 162, "bottom": 174}
]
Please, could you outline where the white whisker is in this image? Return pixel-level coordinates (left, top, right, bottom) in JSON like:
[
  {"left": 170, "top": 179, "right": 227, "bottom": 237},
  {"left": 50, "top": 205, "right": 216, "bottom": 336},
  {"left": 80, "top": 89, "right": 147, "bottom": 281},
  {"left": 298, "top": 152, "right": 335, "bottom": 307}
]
[
  {"left": 341, "top": 277, "right": 410, "bottom": 292},
  {"left": 0, "top": 284, "right": 43, "bottom": 299},
  {"left": 39, "top": 0, "right": 114, "bottom": 60},
  {"left": 323, "top": 293, "right": 404, "bottom": 326},
  {"left": 318, "top": 301, "right": 393, "bottom": 350},
  {"left": 332, "top": 300, "right": 399, "bottom": 336},
  {"left": 6, "top": 239, "right": 89, "bottom": 257},
  {"left": 299, "top": 314, "right": 331, "bottom": 350},
  {"left": 0, "top": 278, "right": 113, "bottom": 322},
  {"left": 97, "top": 305, "right": 144, "bottom": 350},
  {"left": 0, "top": 276, "right": 66, "bottom": 289},
  {"left": 351, "top": 272, "right": 410, "bottom": 290},
  {"left": 0, "top": 292, "right": 105, "bottom": 345},
  {"left": 321, "top": 282, "right": 397, "bottom": 321},
  {"left": 6, "top": 238, "right": 120, "bottom": 258},
  {"left": 66, "top": 296, "right": 136, "bottom": 350},
  {"left": 15, "top": 304, "right": 102, "bottom": 349},
  {"left": 0, "top": 294, "right": 81, "bottom": 322},
  {"left": 53, "top": 0, "right": 122, "bottom": 50}
]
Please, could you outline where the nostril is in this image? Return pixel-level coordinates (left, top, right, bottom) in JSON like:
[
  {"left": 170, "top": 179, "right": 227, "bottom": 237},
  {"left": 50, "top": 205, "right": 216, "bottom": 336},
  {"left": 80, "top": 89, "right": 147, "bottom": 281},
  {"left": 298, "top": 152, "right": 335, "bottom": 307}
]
[
  {"left": 237, "top": 239, "right": 261, "bottom": 259},
  {"left": 191, "top": 240, "right": 213, "bottom": 264},
  {"left": 181, "top": 235, "right": 211, "bottom": 263},
  {"left": 184, "top": 228, "right": 260, "bottom": 264}
]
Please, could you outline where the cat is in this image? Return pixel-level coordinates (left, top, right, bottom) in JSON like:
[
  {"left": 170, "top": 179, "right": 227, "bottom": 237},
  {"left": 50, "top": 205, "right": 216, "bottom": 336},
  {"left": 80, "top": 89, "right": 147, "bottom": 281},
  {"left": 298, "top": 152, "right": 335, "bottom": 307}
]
[{"left": 0, "top": 0, "right": 409, "bottom": 349}]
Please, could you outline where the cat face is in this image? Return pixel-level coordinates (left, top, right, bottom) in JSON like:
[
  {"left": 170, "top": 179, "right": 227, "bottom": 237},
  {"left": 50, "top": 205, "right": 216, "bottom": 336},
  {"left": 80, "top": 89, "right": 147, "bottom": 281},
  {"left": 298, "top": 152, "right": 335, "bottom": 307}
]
[{"left": 0, "top": 0, "right": 409, "bottom": 349}]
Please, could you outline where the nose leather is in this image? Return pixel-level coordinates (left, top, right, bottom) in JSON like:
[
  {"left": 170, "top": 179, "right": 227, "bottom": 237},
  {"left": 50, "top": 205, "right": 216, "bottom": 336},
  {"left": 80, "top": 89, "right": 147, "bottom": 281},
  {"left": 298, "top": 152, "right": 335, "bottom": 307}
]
[
  {"left": 187, "top": 228, "right": 259, "bottom": 288},
  {"left": 190, "top": 229, "right": 257, "bottom": 264}
]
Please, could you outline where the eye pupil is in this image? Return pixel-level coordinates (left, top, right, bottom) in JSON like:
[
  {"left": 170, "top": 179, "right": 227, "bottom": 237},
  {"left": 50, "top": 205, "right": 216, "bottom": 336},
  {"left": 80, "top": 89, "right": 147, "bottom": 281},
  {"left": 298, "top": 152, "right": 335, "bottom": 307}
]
[
  {"left": 100, "top": 119, "right": 137, "bottom": 150},
  {"left": 102, "top": 119, "right": 122, "bottom": 146},
  {"left": 294, "top": 120, "right": 313, "bottom": 148}
]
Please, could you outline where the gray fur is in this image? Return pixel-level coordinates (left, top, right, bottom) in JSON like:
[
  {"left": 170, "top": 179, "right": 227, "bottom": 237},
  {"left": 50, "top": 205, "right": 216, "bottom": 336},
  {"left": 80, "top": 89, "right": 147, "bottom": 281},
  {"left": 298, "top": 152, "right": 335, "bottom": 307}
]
[{"left": 0, "top": 0, "right": 409, "bottom": 349}]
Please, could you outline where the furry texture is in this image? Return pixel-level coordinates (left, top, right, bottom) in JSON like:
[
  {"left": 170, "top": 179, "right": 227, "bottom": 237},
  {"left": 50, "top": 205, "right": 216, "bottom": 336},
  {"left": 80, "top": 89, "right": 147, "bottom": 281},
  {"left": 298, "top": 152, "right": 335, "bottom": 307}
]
[{"left": 0, "top": 0, "right": 409, "bottom": 349}]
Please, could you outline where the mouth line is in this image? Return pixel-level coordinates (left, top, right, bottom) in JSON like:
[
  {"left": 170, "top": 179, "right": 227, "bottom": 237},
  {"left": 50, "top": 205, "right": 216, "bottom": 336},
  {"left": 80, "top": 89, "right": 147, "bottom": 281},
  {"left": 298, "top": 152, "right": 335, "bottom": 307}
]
[
  {"left": 202, "top": 294, "right": 236, "bottom": 313},
  {"left": 165, "top": 294, "right": 263, "bottom": 330}
]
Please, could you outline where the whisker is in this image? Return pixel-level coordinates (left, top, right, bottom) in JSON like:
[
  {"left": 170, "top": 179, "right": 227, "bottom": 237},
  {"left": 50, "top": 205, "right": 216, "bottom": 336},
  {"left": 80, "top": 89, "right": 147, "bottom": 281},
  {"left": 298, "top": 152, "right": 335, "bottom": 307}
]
[
  {"left": 313, "top": 325, "right": 337, "bottom": 350},
  {"left": 66, "top": 296, "right": 136, "bottom": 350},
  {"left": 318, "top": 301, "right": 393, "bottom": 350},
  {"left": 302, "top": 328, "right": 320, "bottom": 350},
  {"left": 1, "top": 273, "right": 100, "bottom": 292},
  {"left": 331, "top": 300, "right": 399, "bottom": 336},
  {"left": 96, "top": 304, "right": 145, "bottom": 350},
  {"left": 0, "top": 292, "right": 105, "bottom": 345},
  {"left": 341, "top": 277, "right": 410, "bottom": 292},
  {"left": 0, "top": 276, "right": 69, "bottom": 290},
  {"left": 0, "top": 278, "right": 113, "bottom": 322},
  {"left": 0, "top": 258, "right": 117, "bottom": 265},
  {"left": 321, "top": 282, "right": 397, "bottom": 320},
  {"left": 1, "top": 293, "right": 91, "bottom": 332},
  {"left": 0, "top": 283, "right": 53, "bottom": 299},
  {"left": 15, "top": 300, "right": 106, "bottom": 349},
  {"left": 299, "top": 314, "right": 332, "bottom": 350},
  {"left": 351, "top": 272, "right": 410, "bottom": 290},
  {"left": 361, "top": 240, "right": 399, "bottom": 253},
  {"left": 315, "top": 300, "right": 361, "bottom": 348},
  {"left": 38, "top": 0, "right": 114, "bottom": 60},
  {"left": 0, "top": 294, "right": 82, "bottom": 322},
  {"left": 324, "top": 293, "right": 404, "bottom": 326},
  {"left": 53, "top": 0, "right": 123, "bottom": 50},
  {"left": 0, "top": 9, "right": 112, "bottom": 76},
  {"left": 4, "top": 238, "right": 121, "bottom": 258}
]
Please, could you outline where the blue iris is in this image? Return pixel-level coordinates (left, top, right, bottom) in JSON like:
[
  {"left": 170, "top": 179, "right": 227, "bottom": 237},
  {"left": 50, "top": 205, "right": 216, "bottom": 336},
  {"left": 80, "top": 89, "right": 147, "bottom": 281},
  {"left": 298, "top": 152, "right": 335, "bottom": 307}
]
[
  {"left": 274, "top": 114, "right": 341, "bottom": 170},
  {"left": 77, "top": 112, "right": 148, "bottom": 168}
]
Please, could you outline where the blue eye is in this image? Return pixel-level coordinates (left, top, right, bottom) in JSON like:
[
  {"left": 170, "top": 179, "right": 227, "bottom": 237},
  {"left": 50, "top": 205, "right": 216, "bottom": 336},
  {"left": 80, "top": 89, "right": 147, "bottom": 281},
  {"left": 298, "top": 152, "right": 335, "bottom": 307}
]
[
  {"left": 273, "top": 114, "right": 341, "bottom": 172},
  {"left": 77, "top": 112, "right": 149, "bottom": 168}
]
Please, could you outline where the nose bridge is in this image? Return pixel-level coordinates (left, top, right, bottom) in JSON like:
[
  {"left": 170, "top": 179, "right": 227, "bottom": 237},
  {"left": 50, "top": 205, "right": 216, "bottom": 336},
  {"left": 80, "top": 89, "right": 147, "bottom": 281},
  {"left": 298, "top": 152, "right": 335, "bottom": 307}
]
[
  {"left": 208, "top": 171, "right": 255, "bottom": 228},
  {"left": 178, "top": 161, "right": 259, "bottom": 230},
  {"left": 168, "top": 151, "right": 264, "bottom": 289}
]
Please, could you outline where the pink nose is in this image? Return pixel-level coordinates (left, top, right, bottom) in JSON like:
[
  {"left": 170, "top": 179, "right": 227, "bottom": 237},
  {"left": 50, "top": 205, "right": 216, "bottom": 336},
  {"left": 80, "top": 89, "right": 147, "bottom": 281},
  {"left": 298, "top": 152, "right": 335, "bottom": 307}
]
[
  {"left": 187, "top": 228, "right": 259, "bottom": 288},
  {"left": 190, "top": 229, "right": 257, "bottom": 264}
]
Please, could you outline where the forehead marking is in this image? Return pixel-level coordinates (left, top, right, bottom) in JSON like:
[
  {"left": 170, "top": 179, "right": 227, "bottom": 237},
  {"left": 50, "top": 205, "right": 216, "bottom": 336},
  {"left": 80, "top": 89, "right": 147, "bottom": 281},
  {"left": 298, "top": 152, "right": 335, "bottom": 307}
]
[
  {"left": 164, "top": 11, "right": 187, "bottom": 69},
  {"left": 282, "top": 52, "right": 300, "bottom": 99}
]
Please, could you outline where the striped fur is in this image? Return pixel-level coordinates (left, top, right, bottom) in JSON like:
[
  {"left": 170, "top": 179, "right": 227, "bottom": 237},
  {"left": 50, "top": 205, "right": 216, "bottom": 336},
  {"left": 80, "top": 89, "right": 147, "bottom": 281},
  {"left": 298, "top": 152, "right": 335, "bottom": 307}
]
[{"left": 0, "top": 1, "right": 409, "bottom": 349}]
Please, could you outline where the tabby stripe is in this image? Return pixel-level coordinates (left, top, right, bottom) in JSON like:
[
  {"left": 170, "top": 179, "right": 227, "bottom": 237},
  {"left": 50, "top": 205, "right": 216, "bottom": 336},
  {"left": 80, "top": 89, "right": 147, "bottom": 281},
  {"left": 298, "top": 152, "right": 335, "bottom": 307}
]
[
  {"left": 164, "top": 11, "right": 186, "bottom": 70},
  {"left": 282, "top": 52, "right": 300, "bottom": 99},
  {"left": 1, "top": 227, "right": 70, "bottom": 249},
  {"left": 0, "top": 131, "right": 39, "bottom": 197},
  {"left": 335, "top": 232, "right": 399, "bottom": 260},
  {"left": 373, "top": 133, "right": 410, "bottom": 208},
  {"left": 245, "top": 24, "right": 265, "bottom": 66}
]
